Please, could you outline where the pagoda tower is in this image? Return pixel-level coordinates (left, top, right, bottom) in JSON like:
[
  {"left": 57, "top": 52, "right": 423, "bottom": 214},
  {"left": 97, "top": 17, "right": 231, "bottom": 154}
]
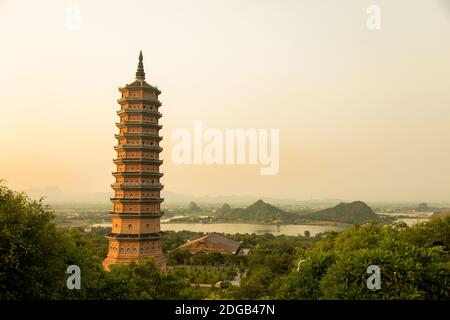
[{"left": 103, "top": 51, "right": 166, "bottom": 274}]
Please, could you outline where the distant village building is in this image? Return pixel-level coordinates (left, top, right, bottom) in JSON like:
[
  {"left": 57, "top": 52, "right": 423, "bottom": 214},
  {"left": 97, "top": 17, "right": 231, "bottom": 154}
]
[
  {"left": 103, "top": 51, "right": 166, "bottom": 274},
  {"left": 177, "top": 233, "right": 243, "bottom": 255}
]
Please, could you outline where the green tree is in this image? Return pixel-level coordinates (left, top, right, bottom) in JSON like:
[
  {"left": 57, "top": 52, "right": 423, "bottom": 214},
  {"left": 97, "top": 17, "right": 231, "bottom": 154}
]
[
  {"left": 0, "top": 183, "right": 190, "bottom": 300},
  {"left": 276, "top": 251, "right": 335, "bottom": 299},
  {"left": 276, "top": 218, "right": 450, "bottom": 300},
  {"left": 0, "top": 183, "right": 67, "bottom": 299},
  {"left": 319, "top": 243, "right": 449, "bottom": 299},
  {"left": 238, "top": 266, "right": 275, "bottom": 299}
]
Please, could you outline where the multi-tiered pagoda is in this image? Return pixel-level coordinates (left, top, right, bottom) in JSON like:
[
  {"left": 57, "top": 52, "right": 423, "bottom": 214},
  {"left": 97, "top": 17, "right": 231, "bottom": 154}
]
[{"left": 103, "top": 51, "right": 166, "bottom": 274}]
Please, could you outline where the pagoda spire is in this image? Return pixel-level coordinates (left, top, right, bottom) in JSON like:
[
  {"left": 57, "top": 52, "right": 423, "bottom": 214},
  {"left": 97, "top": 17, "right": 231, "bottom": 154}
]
[{"left": 135, "top": 50, "right": 145, "bottom": 80}]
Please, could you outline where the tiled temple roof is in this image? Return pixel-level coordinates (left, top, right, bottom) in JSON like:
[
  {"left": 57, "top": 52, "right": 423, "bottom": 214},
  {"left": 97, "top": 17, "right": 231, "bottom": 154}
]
[{"left": 178, "top": 232, "right": 242, "bottom": 254}]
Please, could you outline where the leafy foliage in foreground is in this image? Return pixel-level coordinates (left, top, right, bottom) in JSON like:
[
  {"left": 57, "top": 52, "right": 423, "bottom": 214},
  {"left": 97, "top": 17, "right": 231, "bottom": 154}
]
[
  {"left": 0, "top": 183, "right": 190, "bottom": 299},
  {"left": 276, "top": 220, "right": 450, "bottom": 300}
]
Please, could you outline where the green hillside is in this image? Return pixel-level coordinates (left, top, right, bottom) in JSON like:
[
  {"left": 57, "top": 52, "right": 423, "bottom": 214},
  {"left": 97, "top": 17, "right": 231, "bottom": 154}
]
[
  {"left": 216, "top": 199, "right": 301, "bottom": 223},
  {"left": 304, "top": 201, "right": 377, "bottom": 224}
]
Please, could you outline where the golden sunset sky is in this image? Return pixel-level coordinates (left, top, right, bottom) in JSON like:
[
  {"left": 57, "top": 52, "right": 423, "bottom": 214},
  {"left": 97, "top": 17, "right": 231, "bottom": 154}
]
[{"left": 1, "top": 0, "right": 450, "bottom": 201}]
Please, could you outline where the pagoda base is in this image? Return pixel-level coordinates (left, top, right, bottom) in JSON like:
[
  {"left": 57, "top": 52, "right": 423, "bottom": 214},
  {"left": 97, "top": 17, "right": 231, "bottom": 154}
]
[{"left": 102, "top": 254, "right": 166, "bottom": 275}]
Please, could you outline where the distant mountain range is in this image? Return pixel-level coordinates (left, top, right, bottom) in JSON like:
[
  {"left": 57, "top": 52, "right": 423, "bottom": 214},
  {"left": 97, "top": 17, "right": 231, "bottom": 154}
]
[
  {"left": 215, "top": 199, "right": 378, "bottom": 224},
  {"left": 23, "top": 186, "right": 379, "bottom": 224},
  {"left": 22, "top": 186, "right": 343, "bottom": 205}
]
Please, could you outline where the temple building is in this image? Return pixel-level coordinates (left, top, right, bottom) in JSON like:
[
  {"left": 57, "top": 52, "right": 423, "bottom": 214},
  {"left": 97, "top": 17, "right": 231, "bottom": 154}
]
[
  {"left": 177, "top": 233, "right": 242, "bottom": 255},
  {"left": 103, "top": 51, "right": 166, "bottom": 274}
]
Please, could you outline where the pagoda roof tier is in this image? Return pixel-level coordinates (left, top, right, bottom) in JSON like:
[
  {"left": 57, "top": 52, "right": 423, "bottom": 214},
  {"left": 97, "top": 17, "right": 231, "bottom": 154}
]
[
  {"left": 109, "top": 211, "right": 164, "bottom": 218},
  {"left": 118, "top": 80, "right": 161, "bottom": 95},
  {"left": 117, "top": 97, "right": 161, "bottom": 107},
  {"left": 113, "top": 158, "right": 163, "bottom": 165},
  {"left": 117, "top": 109, "right": 162, "bottom": 118},
  {"left": 116, "top": 121, "right": 162, "bottom": 129},
  {"left": 115, "top": 133, "right": 162, "bottom": 140},
  {"left": 112, "top": 171, "right": 163, "bottom": 177},
  {"left": 106, "top": 231, "right": 164, "bottom": 240},
  {"left": 111, "top": 183, "right": 164, "bottom": 190},
  {"left": 114, "top": 145, "right": 163, "bottom": 152},
  {"left": 110, "top": 197, "right": 164, "bottom": 204}
]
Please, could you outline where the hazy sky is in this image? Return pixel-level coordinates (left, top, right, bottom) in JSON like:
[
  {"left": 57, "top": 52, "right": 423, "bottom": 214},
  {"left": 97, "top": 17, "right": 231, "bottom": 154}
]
[{"left": 1, "top": 0, "right": 450, "bottom": 202}]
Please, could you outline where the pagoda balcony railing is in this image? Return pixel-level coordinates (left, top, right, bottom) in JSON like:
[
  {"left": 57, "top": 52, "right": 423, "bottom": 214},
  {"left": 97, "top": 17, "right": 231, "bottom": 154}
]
[
  {"left": 117, "top": 96, "right": 161, "bottom": 106},
  {"left": 113, "top": 158, "right": 163, "bottom": 165},
  {"left": 114, "top": 145, "right": 163, "bottom": 152},
  {"left": 110, "top": 197, "right": 164, "bottom": 203},
  {"left": 111, "top": 183, "right": 164, "bottom": 190},
  {"left": 117, "top": 120, "right": 160, "bottom": 125},
  {"left": 118, "top": 119, "right": 158, "bottom": 125},
  {"left": 112, "top": 171, "right": 163, "bottom": 177},
  {"left": 117, "top": 109, "right": 162, "bottom": 118},
  {"left": 115, "top": 133, "right": 162, "bottom": 140},
  {"left": 116, "top": 121, "right": 163, "bottom": 129},
  {"left": 109, "top": 211, "right": 164, "bottom": 217},
  {"left": 106, "top": 232, "right": 164, "bottom": 240}
]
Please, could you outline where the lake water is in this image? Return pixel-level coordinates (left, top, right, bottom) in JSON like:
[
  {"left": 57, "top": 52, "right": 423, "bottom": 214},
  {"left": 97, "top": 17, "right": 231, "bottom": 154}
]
[
  {"left": 161, "top": 223, "right": 345, "bottom": 236},
  {"left": 92, "top": 218, "right": 429, "bottom": 236},
  {"left": 92, "top": 222, "right": 343, "bottom": 235}
]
